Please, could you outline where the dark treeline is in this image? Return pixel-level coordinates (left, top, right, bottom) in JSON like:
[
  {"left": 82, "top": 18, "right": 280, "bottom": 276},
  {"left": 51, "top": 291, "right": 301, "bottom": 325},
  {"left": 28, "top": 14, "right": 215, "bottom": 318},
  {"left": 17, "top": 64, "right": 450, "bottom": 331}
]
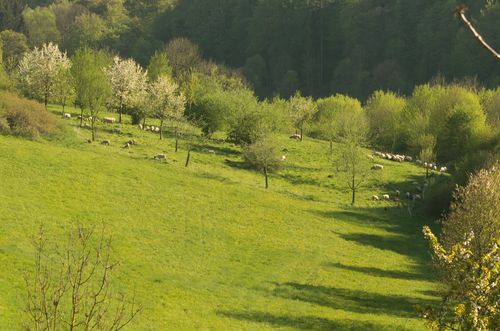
[{"left": 1, "top": 0, "right": 499, "bottom": 100}]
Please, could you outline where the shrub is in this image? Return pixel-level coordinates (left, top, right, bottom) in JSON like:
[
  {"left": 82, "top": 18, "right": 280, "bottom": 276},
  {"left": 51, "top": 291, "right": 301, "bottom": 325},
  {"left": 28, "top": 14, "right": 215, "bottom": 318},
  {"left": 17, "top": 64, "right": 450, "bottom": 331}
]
[{"left": 0, "top": 92, "right": 57, "bottom": 138}]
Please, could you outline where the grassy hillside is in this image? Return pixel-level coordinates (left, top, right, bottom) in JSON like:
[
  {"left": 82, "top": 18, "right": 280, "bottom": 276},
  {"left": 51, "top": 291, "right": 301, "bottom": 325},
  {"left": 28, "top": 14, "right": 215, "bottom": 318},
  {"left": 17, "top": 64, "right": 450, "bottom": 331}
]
[{"left": 0, "top": 106, "right": 440, "bottom": 330}]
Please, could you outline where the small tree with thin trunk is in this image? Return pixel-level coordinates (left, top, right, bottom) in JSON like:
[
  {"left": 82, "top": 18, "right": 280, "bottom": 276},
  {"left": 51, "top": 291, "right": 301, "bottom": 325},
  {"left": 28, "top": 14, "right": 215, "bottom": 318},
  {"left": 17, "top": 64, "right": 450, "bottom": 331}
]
[
  {"left": 24, "top": 224, "right": 141, "bottom": 330},
  {"left": 288, "top": 92, "right": 316, "bottom": 141},
  {"left": 243, "top": 136, "right": 283, "bottom": 189},
  {"left": 52, "top": 65, "right": 75, "bottom": 116},
  {"left": 338, "top": 111, "right": 370, "bottom": 205},
  {"left": 71, "top": 48, "right": 111, "bottom": 141},
  {"left": 149, "top": 75, "right": 186, "bottom": 142},
  {"left": 418, "top": 133, "right": 436, "bottom": 178}
]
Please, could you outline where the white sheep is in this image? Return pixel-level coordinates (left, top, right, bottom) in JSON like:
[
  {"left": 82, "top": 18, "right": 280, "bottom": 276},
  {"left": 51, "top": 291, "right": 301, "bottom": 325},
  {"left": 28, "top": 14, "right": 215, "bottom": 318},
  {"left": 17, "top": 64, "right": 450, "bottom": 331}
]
[
  {"left": 63, "top": 113, "right": 71, "bottom": 119},
  {"left": 372, "top": 195, "right": 379, "bottom": 201},
  {"left": 103, "top": 117, "right": 116, "bottom": 124},
  {"left": 383, "top": 194, "right": 390, "bottom": 200},
  {"left": 440, "top": 166, "right": 447, "bottom": 173},
  {"left": 371, "top": 164, "right": 384, "bottom": 170}
]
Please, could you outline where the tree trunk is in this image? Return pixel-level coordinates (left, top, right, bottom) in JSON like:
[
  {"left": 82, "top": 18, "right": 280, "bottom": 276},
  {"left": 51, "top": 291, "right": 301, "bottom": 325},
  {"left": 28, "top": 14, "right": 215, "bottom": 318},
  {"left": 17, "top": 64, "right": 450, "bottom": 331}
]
[
  {"left": 329, "top": 140, "right": 333, "bottom": 156},
  {"left": 300, "top": 127, "right": 303, "bottom": 141},
  {"left": 264, "top": 167, "right": 269, "bottom": 189},
  {"left": 175, "top": 129, "right": 179, "bottom": 152},
  {"left": 351, "top": 174, "right": 356, "bottom": 205},
  {"left": 142, "top": 117, "right": 146, "bottom": 127},
  {"left": 91, "top": 118, "right": 95, "bottom": 141},
  {"left": 185, "top": 148, "right": 191, "bottom": 167},
  {"left": 119, "top": 108, "right": 122, "bottom": 124},
  {"left": 44, "top": 93, "right": 48, "bottom": 109},
  {"left": 426, "top": 167, "right": 429, "bottom": 178},
  {"left": 159, "top": 119, "right": 163, "bottom": 140}
]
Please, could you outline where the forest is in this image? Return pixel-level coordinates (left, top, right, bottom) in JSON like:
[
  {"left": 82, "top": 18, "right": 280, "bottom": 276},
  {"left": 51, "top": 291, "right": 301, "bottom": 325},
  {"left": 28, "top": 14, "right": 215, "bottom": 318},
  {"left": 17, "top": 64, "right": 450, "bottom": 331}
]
[{"left": 1, "top": 0, "right": 499, "bottom": 99}]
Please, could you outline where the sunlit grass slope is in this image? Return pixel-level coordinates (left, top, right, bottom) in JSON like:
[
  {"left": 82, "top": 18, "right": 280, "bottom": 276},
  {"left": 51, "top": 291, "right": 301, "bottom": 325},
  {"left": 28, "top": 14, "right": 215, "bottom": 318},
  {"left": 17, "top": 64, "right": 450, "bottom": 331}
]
[{"left": 0, "top": 106, "right": 440, "bottom": 330}]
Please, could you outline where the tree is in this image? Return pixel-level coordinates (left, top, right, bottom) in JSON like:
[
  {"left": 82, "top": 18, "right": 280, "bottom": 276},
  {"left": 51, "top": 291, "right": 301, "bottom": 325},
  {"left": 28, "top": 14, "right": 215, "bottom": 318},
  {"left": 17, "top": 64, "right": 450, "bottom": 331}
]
[
  {"left": 18, "top": 42, "right": 71, "bottom": 108},
  {"left": 149, "top": 75, "right": 186, "bottom": 141},
  {"left": 243, "top": 136, "right": 283, "bottom": 189},
  {"left": 288, "top": 92, "right": 316, "bottom": 141},
  {"left": 105, "top": 56, "right": 148, "bottom": 124},
  {"left": 0, "top": 29, "right": 29, "bottom": 74},
  {"left": 165, "top": 38, "right": 202, "bottom": 78},
  {"left": 71, "top": 48, "right": 111, "bottom": 141},
  {"left": 337, "top": 111, "right": 370, "bottom": 205},
  {"left": 22, "top": 6, "right": 61, "bottom": 47},
  {"left": 52, "top": 65, "right": 75, "bottom": 115},
  {"left": 314, "top": 94, "right": 363, "bottom": 156},
  {"left": 364, "top": 90, "right": 406, "bottom": 152},
  {"left": 24, "top": 224, "right": 141, "bottom": 330},
  {"left": 147, "top": 51, "right": 172, "bottom": 82},
  {"left": 418, "top": 134, "right": 436, "bottom": 178},
  {"left": 441, "top": 164, "right": 500, "bottom": 255}
]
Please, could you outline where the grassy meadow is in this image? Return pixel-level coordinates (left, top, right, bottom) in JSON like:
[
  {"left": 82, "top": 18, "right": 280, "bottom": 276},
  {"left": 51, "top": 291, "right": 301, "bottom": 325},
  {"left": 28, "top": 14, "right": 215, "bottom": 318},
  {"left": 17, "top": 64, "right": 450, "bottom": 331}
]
[{"left": 0, "top": 105, "right": 441, "bottom": 330}]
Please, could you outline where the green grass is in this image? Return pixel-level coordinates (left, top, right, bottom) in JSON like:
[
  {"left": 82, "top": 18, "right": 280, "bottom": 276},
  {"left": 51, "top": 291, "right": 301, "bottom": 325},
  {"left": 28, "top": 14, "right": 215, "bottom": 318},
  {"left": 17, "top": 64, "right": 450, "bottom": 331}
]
[{"left": 0, "top": 105, "right": 441, "bottom": 330}]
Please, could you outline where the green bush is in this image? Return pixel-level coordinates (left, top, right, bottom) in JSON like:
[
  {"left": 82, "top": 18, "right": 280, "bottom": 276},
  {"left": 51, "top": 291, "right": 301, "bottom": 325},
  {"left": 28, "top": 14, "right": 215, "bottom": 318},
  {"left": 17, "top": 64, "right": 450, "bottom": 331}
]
[{"left": 0, "top": 92, "right": 57, "bottom": 138}]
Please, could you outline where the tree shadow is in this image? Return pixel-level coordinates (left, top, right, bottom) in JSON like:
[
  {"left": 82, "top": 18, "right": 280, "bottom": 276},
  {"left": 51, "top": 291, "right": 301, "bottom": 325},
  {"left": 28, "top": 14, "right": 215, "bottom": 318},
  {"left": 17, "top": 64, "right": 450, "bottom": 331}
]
[
  {"left": 278, "top": 173, "right": 322, "bottom": 186},
  {"left": 268, "top": 282, "right": 437, "bottom": 318},
  {"left": 324, "top": 262, "right": 434, "bottom": 281},
  {"left": 192, "top": 144, "right": 241, "bottom": 156},
  {"left": 217, "top": 310, "right": 408, "bottom": 330},
  {"left": 194, "top": 171, "right": 235, "bottom": 184}
]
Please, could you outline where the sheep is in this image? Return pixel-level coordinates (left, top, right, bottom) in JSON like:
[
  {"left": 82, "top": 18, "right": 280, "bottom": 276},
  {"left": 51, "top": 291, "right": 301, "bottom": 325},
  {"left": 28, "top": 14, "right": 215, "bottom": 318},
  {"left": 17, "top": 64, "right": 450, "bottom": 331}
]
[
  {"left": 412, "top": 181, "right": 419, "bottom": 186},
  {"left": 101, "top": 140, "right": 111, "bottom": 146},
  {"left": 382, "top": 194, "right": 390, "bottom": 200},
  {"left": 154, "top": 127, "right": 160, "bottom": 133},
  {"left": 103, "top": 117, "right": 116, "bottom": 124},
  {"left": 405, "top": 192, "right": 411, "bottom": 199},
  {"left": 289, "top": 134, "right": 301, "bottom": 140},
  {"left": 63, "top": 113, "right": 71, "bottom": 119},
  {"left": 433, "top": 165, "right": 438, "bottom": 171},
  {"left": 367, "top": 154, "right": 374, "bottom": 160},
  {"left": 281, "top": 155, "right": 287, "bottom": 161},
  {"left": 146, "top": 126, "right": 151, "bottom": 131},
  {"left": 405, "top": 156, "right": 413, "bottom": 162},
  {"left": 440, "top": 166, "right": 448, "bottom": 173},
  {"left": 374, "top": 151, "right": 384, "bottom": 157},
  {"left": 138, "top": 124, "right": 143, "bottom": 130},
  {"left": 123, "top": 142, "right": 131, "bottom": 149},
  {"left": 154, "top": 153, "right": 166, "bottom": 160},
  {"left": 395, "top": 190, "right": 400, "bottom": 197},
  {"left": 416, "top": 160, "right": 423, "bottom": 166},
  {"left": 208, "top": 149, "right": 216, "bottom": 155},
  {"left": 413, "top": 194, "right": 422, "bottom": 200},
  {"left": 372, "top": 195, "right": 380, "bottom": 201},
  {"left": 371, "top": 164, "right": 384, "bottom": 170},
  {"left": 127, "top": 139, "right": 137, "bottom": 146}
]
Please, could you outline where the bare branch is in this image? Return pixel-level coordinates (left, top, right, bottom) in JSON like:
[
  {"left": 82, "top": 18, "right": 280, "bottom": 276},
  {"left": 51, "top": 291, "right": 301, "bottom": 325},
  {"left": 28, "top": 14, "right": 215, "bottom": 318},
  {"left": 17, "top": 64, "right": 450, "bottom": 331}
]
[{"left": 455, "top": 5, "right": 500, "bottom": 60}]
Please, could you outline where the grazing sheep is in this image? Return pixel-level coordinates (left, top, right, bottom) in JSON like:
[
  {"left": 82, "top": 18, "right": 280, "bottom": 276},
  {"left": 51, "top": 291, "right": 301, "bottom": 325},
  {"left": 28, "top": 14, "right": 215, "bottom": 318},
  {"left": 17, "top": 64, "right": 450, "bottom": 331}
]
[
  {"left": 433, "top": 165, "right": 438, "bottom": 171},
  {"left": 380, "top": 153, "right": 386, "bottom": 158},
  {"left": 281, "top": 155, "right": 287, "bottom": 161},
  {"left": 372, "top": 195, "right": 380, "bottom": 201},
  {"left": 395, "top": 190, "right": 400, "bottom": 197},
  {"left": 127, "top": 139, "right": 137, "bottom": 146},
  {"left": 154, "top": 153, "right": 166, "bottom": 160},
  {"left": 374, "top": 151, "right": 384, "bottom": 158},
  {"left": 405, "top": 192, "right": 411, "bottom": 199},
  {"left": 416, "top": 160, "right": 423, "bottom": 166},
  {"left": 103, "top": 117, "right": 116, "bottom": 124},
  {"left": 367, "top": 154, "right": 374, "bottom": 160},
  {"left": 146, "top": 126, "right": 151, "bottom": 131},
  {"left": 416, "top": 186, "right": 423, "bottom": 193},
  {"left": 405, "top": 156, "right": 413, "bottom": 162},
  {"left": 413, "top": 194, "right": 422, "bottom": 200},
  {"left": 154, "top": 127, "right": 160, "bottom": 133},
  {"left": 371, "top": 164, "right": 384, "bottom": 170},
  {"left": 208, "top": 149, "right": 216, "bottom": 155},
  {"left": 101, "top": 140, "right": 111, "bottom": 146},
  {"left": 289, "top": 134, "right": 301, "bottom": 140},
  {"left": 63, "top": 113, "right": 71, "bottom": 119},
  {"left": 412, "top": 182, "right": 419, "bottom": 186},
  {"left": 424, "top": 162, "right": 428, "bottom": 168},
  {"left": 123, "top": 142, "right": 131, "bottom": 149},
  {"left": 139, "top": 124, "right": 143, "bottom": 130},
  {"left": 382, "top": 194, "right": 390, "bottom": 200}
]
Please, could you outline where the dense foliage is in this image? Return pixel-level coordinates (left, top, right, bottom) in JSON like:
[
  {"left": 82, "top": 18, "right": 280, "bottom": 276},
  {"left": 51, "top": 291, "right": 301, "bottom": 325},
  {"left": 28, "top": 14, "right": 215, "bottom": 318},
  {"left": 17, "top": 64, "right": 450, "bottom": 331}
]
[{"left": 1, "top": 0, "right": 499, "bottom": 99}]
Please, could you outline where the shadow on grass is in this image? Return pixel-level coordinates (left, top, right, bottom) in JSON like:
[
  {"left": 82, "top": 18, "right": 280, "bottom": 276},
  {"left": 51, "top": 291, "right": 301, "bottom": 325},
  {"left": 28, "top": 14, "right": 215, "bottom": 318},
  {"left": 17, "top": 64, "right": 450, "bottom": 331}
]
[
  {"left": 192, "top": 144, "right": 241, "bottom": 156},
  {"left": 278, "top": 172, "right": 322, "bottom": 186},
  {"left": 325, "top": 262, "right": 433, "bottom": 281},
  {"left": 195, "top": 171, "right": 235, "bottom": 184},
  {"left": 268, "top": 282, "right": 437, "bottom": 318},
  {"left": 217, "top": 310, "right": 408, "bottom": 330}
]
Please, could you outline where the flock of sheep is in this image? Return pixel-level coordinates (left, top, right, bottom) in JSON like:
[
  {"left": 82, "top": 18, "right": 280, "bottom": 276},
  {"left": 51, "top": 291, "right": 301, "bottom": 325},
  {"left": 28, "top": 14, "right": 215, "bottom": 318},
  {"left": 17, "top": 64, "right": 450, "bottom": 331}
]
[{"left": 369, "top": 149, "right": 449, "bottom": 204}]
